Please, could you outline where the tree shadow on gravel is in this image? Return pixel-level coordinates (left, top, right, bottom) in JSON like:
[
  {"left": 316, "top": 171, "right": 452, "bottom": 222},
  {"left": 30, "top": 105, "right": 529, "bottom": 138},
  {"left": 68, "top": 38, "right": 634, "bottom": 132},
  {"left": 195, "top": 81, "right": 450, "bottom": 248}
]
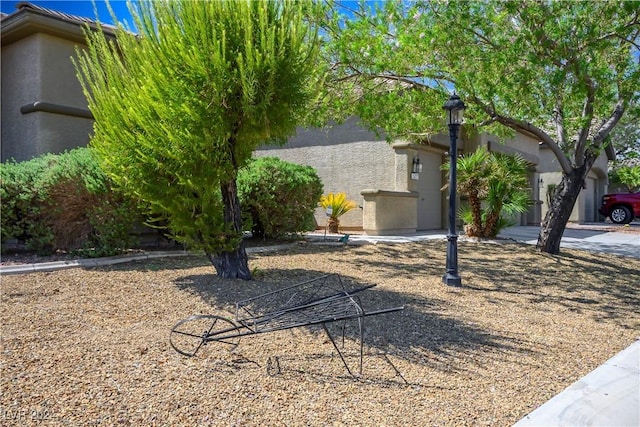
[
  {"left": 337, "top": 240, "right": 639, "bottom": 329},
  {"left": 171, "top": 267, "right": 541, "bottom": 381},
  {"left": 458, "top": 243, "right": 640, "bottom": 328}
]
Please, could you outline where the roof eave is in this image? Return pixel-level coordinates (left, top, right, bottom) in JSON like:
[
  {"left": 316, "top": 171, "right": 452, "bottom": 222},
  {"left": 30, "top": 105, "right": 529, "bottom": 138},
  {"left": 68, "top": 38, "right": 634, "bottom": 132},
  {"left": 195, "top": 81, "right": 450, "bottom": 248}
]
[{"left": 1, "top": 7, "right": 116, "bottom": 46}]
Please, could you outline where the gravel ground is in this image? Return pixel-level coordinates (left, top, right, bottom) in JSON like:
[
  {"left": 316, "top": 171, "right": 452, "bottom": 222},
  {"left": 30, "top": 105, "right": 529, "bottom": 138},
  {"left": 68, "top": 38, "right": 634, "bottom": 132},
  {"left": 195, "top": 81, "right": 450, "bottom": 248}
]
[{"left": 1, "top": 240, "right": 639, "bottom": 426}]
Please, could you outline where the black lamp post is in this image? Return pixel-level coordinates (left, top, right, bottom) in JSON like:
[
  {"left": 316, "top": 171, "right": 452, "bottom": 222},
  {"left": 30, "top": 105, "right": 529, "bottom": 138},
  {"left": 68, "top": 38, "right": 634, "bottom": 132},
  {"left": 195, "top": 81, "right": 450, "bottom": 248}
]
[{"left": 442, "top": 93, "right": 465, "bottom": 287}]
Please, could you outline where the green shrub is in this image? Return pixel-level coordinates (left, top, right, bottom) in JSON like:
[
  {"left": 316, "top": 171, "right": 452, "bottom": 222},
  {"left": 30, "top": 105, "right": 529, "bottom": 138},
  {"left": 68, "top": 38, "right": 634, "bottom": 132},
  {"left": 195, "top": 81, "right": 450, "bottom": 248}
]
[
  {"left": 238, "top": 157, "right": 323, "bottom": 238},
  {"left": 1, "top": 153, "right": 58, "bottom": 253},
  {"left": 1, "top": 148, "right": 142, "bottom": 256}
]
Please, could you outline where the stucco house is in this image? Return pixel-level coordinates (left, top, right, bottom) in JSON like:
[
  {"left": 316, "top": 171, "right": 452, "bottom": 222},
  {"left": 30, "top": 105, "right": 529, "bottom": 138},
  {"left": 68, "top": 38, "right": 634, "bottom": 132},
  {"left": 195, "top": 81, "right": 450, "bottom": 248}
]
[
  {"left": 255, "top": 119, "right": 614, "bottom": 234},
  {"left": 256, "top": 120, "right": 541, "bottom": 234},
  {"left": 1, "top": 2, "right": 115, "bottom": 162},
  {"left": 1, "top": 2, "right": 614, "bottom": 235}
]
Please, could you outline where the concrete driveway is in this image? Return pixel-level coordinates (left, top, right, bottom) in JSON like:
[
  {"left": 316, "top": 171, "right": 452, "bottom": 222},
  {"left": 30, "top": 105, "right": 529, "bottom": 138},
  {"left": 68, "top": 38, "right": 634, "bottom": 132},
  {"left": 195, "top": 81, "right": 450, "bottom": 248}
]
[{"left": 498, "top": 224, "right": 640, "bottom": 259}]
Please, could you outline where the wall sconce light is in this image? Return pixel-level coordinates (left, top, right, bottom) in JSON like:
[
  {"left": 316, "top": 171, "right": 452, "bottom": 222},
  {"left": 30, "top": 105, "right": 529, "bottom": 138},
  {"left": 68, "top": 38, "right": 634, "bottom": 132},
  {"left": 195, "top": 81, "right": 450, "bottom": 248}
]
[
  {"left": 538, "top": 177, "right": 544, "bottom": 186},
  {"left": 412, "top": 156, "right": 423, "bottom": 174},
  {"left": 411, "top": 156, "right": 423, "bottom": 180}
]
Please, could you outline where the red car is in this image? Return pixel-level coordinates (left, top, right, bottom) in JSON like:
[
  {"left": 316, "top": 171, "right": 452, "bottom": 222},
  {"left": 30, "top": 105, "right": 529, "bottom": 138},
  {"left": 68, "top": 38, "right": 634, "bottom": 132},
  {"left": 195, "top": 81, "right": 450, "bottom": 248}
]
[{"left": 599, "top": 191, "right": 640, "bottom": 224}]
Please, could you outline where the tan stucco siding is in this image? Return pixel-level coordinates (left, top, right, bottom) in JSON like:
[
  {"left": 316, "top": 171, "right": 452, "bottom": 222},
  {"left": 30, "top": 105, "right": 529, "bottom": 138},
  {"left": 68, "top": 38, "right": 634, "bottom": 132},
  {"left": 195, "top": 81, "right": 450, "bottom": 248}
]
[
  {"left": 475, "top": 132, "right": 541, "bottom": 166},
  {"left": 255, "top": 140, "right": 396, "bottom": 228},
  {"left": 255, "top": 120, "right": 397, "bottom": 228},
  {"left": 406, "top": 148, "right": 445, "bottom": 230},
  {"left": 1, "top": 33, "right": 92, "bottom": 162},
  {"left": 39, "top": 34, "right": 88, "bottom": 109},
  {"left": 361, "top": 190, "right": 418, "bottom": 235},
  {"left": 1, "top": 34, "right": 41, "bottom": 161}
]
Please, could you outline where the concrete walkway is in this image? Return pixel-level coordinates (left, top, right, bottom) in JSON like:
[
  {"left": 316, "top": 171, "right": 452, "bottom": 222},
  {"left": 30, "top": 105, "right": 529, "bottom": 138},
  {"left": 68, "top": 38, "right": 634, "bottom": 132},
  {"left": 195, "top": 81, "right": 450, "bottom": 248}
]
[
  {"left": 1, "top": 224, "right": 638, "bottom": 426},
  {"left": 514, "top": 339, "right": 639, "bottom": 427},
  {"left": 309, "top": 223, "right": 640, "bottom": 259}
]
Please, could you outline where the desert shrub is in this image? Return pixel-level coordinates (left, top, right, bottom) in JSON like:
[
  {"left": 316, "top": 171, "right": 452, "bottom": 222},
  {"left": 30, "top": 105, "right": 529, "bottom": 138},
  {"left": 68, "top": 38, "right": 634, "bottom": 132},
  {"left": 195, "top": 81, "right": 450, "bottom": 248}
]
[
  {"left": 46, "top": 177, "right": 141, "bottom": 257},
  {"left": 238, "top": 157, "right": 323, "bottom": 238},
  {"left": 1, "top": 153, "right": 60, "bottom": 253},
  {"left": 1, "top": 148, "right": 142, "bottom": 256}
]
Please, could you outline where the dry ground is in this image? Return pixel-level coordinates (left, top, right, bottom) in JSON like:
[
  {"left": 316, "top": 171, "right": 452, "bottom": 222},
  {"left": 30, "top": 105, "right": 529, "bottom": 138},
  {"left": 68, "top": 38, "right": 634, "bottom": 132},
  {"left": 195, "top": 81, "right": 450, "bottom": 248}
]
[{"left": 1, "top": 240, "right": 639, "bottom": 426}]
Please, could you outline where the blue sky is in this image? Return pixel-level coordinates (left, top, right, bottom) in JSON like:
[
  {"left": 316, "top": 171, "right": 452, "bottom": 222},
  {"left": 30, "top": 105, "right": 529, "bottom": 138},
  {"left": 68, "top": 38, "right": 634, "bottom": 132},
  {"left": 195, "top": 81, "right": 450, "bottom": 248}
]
[
  {"left": 1, "top": 1, "right": 134, "bottom": 25},
  {"left": 1, "top": 1, "right": 368, "bottom": 26}
]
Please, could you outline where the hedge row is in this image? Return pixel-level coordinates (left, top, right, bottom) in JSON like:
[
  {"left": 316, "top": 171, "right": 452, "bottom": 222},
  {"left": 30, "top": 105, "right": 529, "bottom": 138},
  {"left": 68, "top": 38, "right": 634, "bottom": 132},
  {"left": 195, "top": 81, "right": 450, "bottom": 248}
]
[
  {"left": 1, "top": 150, "right": 322, "bottom": 256},
  {"left": 0, "top": 148, "right": 141, "bottom": 256}
]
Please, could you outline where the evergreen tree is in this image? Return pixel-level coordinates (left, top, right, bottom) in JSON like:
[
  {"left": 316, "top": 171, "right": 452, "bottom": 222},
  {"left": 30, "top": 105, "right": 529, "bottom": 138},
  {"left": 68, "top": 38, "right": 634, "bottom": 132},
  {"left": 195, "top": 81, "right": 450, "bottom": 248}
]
[{"left": 75, "top": 0, "right": 323, "bottom": 279}]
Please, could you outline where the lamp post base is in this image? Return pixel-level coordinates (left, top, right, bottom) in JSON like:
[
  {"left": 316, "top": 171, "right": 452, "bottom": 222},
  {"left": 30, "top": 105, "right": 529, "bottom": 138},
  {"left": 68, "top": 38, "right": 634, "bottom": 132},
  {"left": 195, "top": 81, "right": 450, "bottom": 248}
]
[
  {"left": 443, "top": 233, "right": 462, "bottom": 287},
  {"left": 442, "top": 273, "right": 462, "bottom": 287}
]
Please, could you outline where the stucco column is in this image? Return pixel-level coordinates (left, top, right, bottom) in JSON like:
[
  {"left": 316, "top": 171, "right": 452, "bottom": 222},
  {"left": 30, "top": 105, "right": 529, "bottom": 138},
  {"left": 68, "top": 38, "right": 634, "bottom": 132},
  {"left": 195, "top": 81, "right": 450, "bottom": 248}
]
[{"left": 394, "top": 148, "right": 411, "bottom": 192}]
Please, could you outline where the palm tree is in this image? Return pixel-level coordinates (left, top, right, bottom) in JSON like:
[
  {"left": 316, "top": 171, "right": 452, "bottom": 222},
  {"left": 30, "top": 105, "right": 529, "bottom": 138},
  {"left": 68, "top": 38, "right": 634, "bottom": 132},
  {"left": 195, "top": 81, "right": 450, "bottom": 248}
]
[
  {"left": 443, "top": 148, "right": 490, "bottom": 237},
  {"left": 319, "top": 192, "right": 357, "bottom": 233},
  {"left": 444, "top": 147, "right": 531, "bottom": 238},
  {"left": 482, "top": 152, "right": 531, "bottom": 237}
]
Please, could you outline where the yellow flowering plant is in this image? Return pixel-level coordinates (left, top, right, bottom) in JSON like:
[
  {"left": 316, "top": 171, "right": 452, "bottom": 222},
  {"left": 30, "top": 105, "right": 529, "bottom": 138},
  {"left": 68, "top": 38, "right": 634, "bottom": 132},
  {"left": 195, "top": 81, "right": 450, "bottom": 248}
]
[{"left": 319, "top": 192, "right": 357, "bottom": 233}]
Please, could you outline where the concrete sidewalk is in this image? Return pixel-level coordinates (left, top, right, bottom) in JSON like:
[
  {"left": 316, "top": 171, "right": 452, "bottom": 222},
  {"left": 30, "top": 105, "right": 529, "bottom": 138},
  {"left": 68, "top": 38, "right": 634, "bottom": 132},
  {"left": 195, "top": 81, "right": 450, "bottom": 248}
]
[{"left": 514, "top": 339, "right": 639, "bottom": 427}]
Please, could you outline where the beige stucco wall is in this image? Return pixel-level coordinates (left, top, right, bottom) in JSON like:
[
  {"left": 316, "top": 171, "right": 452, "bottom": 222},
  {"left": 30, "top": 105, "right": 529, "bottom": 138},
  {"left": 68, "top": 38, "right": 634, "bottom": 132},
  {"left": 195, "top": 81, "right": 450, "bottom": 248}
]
[
  {"left": 257, "top": 121, "right": 566, "bottom": 231},
  {"left": 468, "top": 131, "right": 541, "bottom": 165},
  {"left": 361, "top": 190, "right": 418, "bottom": 235},
  {"left": 1, "top": 34, "right": 40, "bottom": 161},
  {"left": 396, "top": 144, "right": 447, "bottom": 229},
  {"left": 255, "top": 118, "right": 398, "bottom": 229},
  {"left": 39, "top": 34, "right": 89, "bottom": 109},
  {"left": 1, "top": 33, "right": 93, "bottom": 162}
]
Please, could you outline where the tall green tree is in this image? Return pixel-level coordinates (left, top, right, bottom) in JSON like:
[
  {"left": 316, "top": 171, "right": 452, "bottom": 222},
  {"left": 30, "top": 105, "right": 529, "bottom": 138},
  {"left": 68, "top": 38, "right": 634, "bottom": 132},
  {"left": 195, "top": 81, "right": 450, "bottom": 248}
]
[
  {"left": 613, "top": 166, "right": 640, "bottom": 192},
  {"left": 323, "top": 0, "right": 639, "bottom": 254},
  {"left": 75, "top": 0, "right": 323, "bottom": 279},
  {"left": 607, "top": 109, "right": 640, "bottom": 191}
]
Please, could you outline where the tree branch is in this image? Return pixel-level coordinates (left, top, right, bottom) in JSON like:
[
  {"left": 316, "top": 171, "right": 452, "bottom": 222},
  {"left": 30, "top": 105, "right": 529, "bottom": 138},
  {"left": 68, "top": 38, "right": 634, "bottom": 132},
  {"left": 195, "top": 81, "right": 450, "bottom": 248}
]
[
  {"left": 593, "top": 98, "right": 626, "bottom": 145},
  {"left": 574, "top": 76, "right": 596, "bottom": 168},
  {"left": 477, "top": 116, "right": 498, "bottom": 127},
  {"left": 369, "top": 74, "right": 430, "bottom": 89},
  {"left": 495, "top": 115, "right": 574, "bottom": 174},
  {"left": 468, "top": 94, "right": 572, "bottom": 173},
  {"left": 553, "top": 103, "right": 567, "bottom": 147},
  {"left": 590, "top": 11, "right": 640, "bottom": 48}
]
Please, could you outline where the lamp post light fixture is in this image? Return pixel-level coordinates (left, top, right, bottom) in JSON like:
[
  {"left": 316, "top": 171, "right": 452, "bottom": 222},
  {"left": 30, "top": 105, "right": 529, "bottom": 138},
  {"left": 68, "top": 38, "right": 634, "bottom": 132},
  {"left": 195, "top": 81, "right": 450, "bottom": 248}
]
[{"left": 442, "top": 93, "right": 466, "bottom": 287}]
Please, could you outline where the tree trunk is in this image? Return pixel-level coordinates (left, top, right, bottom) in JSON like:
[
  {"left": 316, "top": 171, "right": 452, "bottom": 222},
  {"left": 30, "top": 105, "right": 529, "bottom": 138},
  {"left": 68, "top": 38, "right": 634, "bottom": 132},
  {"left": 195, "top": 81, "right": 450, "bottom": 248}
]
[
  {"left": 467, "top": 191, "right": 483, "bottom": 237},
  {"left": 328, "top": 217, "right": 340, "bottom": 233},
  {"left": 207, "top": 178, "right": 252, "bottom": 280},
  {"left": 482, "top": 206, "right": 501, "bottom": 238},
  {"left": 536, "top": 167, "right": 587, "bottom": 254}
]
